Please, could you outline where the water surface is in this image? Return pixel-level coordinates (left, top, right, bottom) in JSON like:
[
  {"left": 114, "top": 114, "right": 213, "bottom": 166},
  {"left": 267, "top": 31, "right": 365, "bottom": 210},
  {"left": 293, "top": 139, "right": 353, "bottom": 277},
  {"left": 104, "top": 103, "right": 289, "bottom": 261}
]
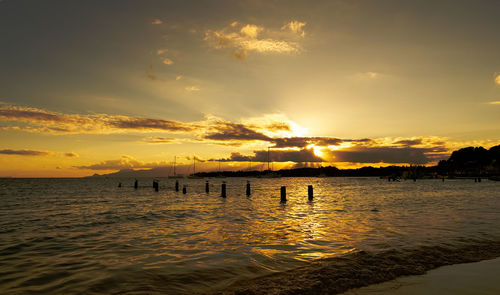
[{"left": 0, "top": 177, "right": 499, "bottom": 294}]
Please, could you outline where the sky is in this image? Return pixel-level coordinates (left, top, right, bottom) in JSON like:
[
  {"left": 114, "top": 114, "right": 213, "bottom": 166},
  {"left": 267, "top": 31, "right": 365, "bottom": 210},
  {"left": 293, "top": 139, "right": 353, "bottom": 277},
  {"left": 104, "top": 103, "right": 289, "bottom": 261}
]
[{"left": 1, "top": 0, "right": 500, "bottom": 177}]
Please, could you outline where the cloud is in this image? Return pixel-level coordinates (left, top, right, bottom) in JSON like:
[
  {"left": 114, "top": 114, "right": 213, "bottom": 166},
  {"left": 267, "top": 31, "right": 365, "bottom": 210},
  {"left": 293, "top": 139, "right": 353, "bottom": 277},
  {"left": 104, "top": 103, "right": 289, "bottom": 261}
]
[
  {"left": 185, "top": 86, "right": 200, "bottom": 92},
  {"left": 240, "top": 24, "right": 263, "bottom": 38},
  {"left": 0, "top": 104, "right": 194, "bottom": 134},
  {"left": 64, "top": 152, "right": 79, "bottom": 157},
  {"left": 272, "top": 137, "right": 372, "bottom": 148},
  {"left": 140, "top": 136, "right": 176, "bottom": 144},
  {"left": 326, "top": 146, "right": 444, "bottom": 164},
  {"left": 0, "top": 149, "right": 52, "bottom": 156},
  {"left": 489, "top": 101, "right": 500, "bottom": 105},
  {"left": 281, "top": 21, "right": 306, "bottom": 37},
  {"left": 156, "top": 49, "right": 167, "bottom": 55},
  {"left": 75, "top": 155, "right": 168, "bottom": 170},
  {"left": 162, "top": 58, "right": 174, "bottom": 65},
  {"left": 213, "top": 148, "right": 323, "bottom": 163},
  {"left": 151, "top": 19, "right": 163, "bottom": 25},
  {"left": 204, "top": 21, "right": 304, "bottom": 60},
  {"left": 175, "top": 75, "right": 183, "bottom": 81},
  {"left": 495, "top": 73, "right": 500, "bottom": 85},
  {"left": 392, "top": 138, "right": 423, "bottom": 146},
  {"left": 203, "top": 121, "right": 272, "bottom": 142}
]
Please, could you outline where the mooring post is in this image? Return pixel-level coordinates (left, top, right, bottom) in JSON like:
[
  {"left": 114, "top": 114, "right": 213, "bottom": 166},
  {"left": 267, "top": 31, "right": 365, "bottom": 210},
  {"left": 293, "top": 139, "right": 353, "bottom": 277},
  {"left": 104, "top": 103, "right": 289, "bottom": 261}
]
[
  {"left": 246, "top": 181, "right": 251, "bottom": 196},
  {"left": 280, "top": 186, "right": 286, "bottom": 203},
  {"left": 134, "top": 179, "right": 138, "bottom": 189},
  {"left": 221, "top": 182, "right": 226, "bottom": 198},
  {"left": 205, "top": 181, "right": 209, "bottom": 193},
  {"left": 182, "top": 185, "right": 187, "bottom": 194},
  {"left": 154, "top": 180, "right": 159, "bottom": 192},
  {"left": 175, "top": 180, "right": 179, "bottom": 192},
  {"left": 118, "top": 182, "right": 122, "bottom": 188},
  {"left": 308, "top": 185, "right": 313, "bottom": 201}
]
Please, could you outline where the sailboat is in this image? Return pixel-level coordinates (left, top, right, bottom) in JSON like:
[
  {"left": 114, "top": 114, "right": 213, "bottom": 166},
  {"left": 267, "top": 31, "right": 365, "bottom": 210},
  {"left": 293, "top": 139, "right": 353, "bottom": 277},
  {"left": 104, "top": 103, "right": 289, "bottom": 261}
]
[
  {"left": 188, "top": 157, "right": 203, "bottom": 179},
  {"left": 168, "top": 156, "right": 184, "bottom": 178},
  {"left": 258, "top": 147, "right": 280, "bottom": 178}
]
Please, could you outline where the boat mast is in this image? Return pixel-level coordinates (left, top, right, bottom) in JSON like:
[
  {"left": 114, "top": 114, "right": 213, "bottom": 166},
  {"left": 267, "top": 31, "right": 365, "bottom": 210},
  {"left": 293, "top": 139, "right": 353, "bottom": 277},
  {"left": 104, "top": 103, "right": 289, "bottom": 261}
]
[
  {"left": 173, "top": 156, "right": 176, "bottom": 176},
  {"left": 267, "top": 147, "right": 270, "bottom": 171}
]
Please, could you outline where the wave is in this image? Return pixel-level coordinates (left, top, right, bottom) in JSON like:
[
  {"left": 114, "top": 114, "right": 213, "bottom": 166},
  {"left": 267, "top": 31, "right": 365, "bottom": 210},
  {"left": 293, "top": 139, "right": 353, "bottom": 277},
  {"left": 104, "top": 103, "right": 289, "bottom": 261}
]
[{"left": 210, "top": 239, "right": 500, "bottom": 295}]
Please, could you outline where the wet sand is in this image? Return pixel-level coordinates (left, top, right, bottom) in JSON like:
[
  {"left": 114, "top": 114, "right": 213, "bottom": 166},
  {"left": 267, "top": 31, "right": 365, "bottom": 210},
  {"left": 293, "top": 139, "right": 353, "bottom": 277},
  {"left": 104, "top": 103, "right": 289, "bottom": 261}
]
[
  {"left": 341, "top": 257, "right": 500, "bottom": 295},
  {"left": 212, "top": 241, "right": 500, "bottom": 294}
]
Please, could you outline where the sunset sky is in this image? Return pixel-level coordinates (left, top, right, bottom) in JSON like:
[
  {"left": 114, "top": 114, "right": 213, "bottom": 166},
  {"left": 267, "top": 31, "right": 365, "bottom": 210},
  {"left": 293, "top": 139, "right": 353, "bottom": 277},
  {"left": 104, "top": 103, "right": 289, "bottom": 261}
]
[{"left": 1, "top": 0, "right": 500, "bottom": 177}]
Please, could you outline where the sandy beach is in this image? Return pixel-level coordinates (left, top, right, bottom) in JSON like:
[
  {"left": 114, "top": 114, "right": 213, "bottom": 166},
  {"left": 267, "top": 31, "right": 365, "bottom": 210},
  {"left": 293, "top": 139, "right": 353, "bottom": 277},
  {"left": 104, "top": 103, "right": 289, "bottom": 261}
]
[{"left": 342, "top": 257, "right": 500, "bottom": 295}]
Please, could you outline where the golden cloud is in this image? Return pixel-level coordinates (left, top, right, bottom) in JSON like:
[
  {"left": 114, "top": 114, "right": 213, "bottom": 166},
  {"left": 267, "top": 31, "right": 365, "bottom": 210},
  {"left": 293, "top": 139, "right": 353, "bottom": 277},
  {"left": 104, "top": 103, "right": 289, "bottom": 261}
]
[
  {"left": 281, "top": 20, "right": 306, "bottom": 37},
  {"left": 204, "top": 20, "right": 304, "bottom": 59},
  {"left": 162, "top": 58, "right": 174, "bottom": 65}
]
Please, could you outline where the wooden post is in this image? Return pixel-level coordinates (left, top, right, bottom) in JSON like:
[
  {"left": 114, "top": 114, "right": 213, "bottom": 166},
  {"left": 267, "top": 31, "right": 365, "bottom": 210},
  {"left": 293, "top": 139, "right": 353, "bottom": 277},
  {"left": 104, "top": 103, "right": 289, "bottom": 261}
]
[
  {"left": 175, "top": 180, "right": 179, "bottom": 192},
  {"left": 134, "top": 179, "right": 138, "bottom": 189},
  {"left": 246, "top": 181, "right": 251, "bottom": 196},
  {"left": 221, "top": 182, "right": 226, "bottom": 198},
  {"left": 280, "top": 186, "right": 286, "bottom": 203},
  {"left": 205, "top": 181, "right": 209, "bottom": 193},
  {"left": 182, "top": 185, "right": 187, "bottom": 194},
  {"left": 308, "top": 185, "right": 313, "bottom": 201},
  {"left": 118, "top": 182, "right": 122, "bottom": 188}
]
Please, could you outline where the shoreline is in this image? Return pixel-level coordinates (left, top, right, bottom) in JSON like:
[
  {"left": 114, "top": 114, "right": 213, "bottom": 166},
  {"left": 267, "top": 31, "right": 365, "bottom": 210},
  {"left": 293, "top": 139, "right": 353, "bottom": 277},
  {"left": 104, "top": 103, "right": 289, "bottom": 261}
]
[
  {"left": 341, "top": 257, "right": 500, "bottom": 295},
  {"left": 212, "top": 240, "right": 500, "bottom": 295}
]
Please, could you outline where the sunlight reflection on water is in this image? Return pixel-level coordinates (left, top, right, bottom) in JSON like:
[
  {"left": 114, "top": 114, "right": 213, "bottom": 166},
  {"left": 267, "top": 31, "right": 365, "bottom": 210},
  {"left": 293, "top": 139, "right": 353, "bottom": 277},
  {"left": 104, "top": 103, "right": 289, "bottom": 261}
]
[{"left": 0, "top": 177, "right": 499, "bottom": 294}]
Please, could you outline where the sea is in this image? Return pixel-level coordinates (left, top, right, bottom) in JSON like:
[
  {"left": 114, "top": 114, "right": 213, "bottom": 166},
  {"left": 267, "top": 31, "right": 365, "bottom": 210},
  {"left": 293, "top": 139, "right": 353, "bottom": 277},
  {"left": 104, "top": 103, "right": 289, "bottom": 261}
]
[{"left": 0, "top": 177, "right": 499, "bottom": 294}]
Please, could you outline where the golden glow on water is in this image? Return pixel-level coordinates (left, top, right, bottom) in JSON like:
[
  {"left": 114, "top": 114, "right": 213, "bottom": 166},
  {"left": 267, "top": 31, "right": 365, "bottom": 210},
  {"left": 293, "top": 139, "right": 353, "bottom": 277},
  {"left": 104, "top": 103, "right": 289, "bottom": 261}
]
[{"left": 1, "top": 177, "right": 499, "bottom": 294}]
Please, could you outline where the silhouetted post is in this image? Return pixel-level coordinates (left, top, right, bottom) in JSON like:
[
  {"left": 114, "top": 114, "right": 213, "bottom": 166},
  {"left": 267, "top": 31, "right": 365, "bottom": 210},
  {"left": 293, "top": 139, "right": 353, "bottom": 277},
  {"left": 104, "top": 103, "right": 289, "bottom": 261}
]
[
  {"left": 134, "top": 179, "right": 138, "bottom": 189},
  {"left": 175, "top": 180, "right": 179, "bottom": 192},
  {"left": 413, "top": 177, "right": 416, "bottom": 182},
  {"left": 153, "top": 180, "right": 159, "bottom": 192},
  {"left": 205, "top": 181, "right": 209, "bottom": 193},
  {"left": 308, "top": 185, "right": 313, "bottom": 201},
  {"left": 221, "top": 182, "right": 226, "bottom": 198},
  {"left": 246, "top": 181, "right": 251, "bottom": 196},
  {"left": 280, "top": 186, "right": 286, "bottom": 203},
  {"left": 118, "top": 182, "right": 122, "bottom": 188},
  {"left": 182, "top": 185, "right": 187, "bottom": 194}
]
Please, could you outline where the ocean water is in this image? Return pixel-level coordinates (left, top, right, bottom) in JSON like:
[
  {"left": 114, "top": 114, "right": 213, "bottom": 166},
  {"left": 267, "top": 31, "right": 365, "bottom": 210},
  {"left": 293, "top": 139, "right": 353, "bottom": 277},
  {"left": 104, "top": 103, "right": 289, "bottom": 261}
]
[{"left": 0, "top": 177, "right": 499, "bottom": 294}]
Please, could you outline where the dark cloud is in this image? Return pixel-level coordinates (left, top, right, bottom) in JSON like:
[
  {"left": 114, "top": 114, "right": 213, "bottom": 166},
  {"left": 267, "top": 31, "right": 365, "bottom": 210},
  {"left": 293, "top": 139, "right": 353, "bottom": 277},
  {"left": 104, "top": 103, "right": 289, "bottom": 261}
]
[
  {"left": 204, "top": 122, "right": 272, "bottom": 141},
  {"left": 108, "top": 117, "right": 193, "bottom": 132},
  {"left": 271, "top": 137, "right": 373, "bottom": 148},
  {"left": 265, "top": 122, "right": 291, "bottom": 132},
  {"left": 393, "top": 138, "right": 423, "bottom": 146},
  {"left": 327, "top": 146, "right": 439, "bottom": 164},
  {"left": 0, "top": 149, "right": 52, "bottom": 156},
  {"left": 64, "top": 152, "right": 79, "bottom": 157},
  {"left": 212, "top": 148, "right": 323, "bottom": 163},
  {"left": 75, "top": 155, "right": 169, "bottom": 170}
]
